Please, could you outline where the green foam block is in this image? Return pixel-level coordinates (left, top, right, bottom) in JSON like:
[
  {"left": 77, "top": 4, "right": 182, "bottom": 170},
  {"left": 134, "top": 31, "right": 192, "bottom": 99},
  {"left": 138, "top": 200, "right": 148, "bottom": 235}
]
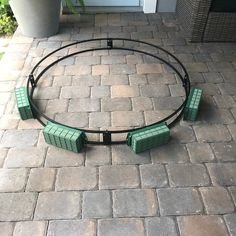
[
  {"left": 184, "top": 88, "right": 202, "bottom": 121},
  {"left": 43, "top": 122, "right": 87, "bottom": 153},
  {"left": 15, "top": 87, "right": 33, "bottom": 120},
  {"left": 127, "top": 123, "right": 170, "bottom": 153}
]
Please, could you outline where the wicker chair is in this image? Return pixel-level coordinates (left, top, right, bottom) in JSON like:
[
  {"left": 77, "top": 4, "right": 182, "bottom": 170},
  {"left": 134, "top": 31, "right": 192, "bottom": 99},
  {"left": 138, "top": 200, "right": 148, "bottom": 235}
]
[{"left": 176, "top": 0, "right": 236, "bottom": 42}]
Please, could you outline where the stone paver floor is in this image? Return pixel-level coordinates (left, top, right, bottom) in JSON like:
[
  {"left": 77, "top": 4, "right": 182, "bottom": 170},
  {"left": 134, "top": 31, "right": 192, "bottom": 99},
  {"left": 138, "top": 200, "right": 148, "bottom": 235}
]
[{"left": 0, "top": 13, "right": 236, "bottom": 236}]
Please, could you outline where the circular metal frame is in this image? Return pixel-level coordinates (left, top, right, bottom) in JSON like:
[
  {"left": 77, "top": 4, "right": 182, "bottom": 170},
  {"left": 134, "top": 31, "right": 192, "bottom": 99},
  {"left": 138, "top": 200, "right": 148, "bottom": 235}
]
[{"left": 27, "top": 38, "right": 191, "bottom": 145}]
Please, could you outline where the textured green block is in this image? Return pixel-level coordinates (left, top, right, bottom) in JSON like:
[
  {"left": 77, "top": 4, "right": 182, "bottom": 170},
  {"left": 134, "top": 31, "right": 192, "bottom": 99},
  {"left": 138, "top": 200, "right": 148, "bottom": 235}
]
[
  {"left": 184, "top": 88, "right": 202, "bottom": 121},
  {"left": 127, "top": 123, "right": 170, "bottom": 153},
  {"left": 43, "top": 122, "right": 86, "bottom": 153},
  {"left": 15, "top": 87, "right": 33, "bottom": 120}
]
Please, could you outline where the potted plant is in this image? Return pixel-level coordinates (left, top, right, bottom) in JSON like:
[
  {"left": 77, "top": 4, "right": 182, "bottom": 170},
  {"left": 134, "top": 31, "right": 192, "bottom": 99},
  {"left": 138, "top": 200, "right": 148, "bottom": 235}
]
[{"left": 9, "top": 0, "right": 85, "bottom": 38}]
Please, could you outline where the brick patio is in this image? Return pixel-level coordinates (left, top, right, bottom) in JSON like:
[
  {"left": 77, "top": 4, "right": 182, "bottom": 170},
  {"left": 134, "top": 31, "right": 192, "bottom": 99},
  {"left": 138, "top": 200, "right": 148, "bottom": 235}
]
[{"left": 0, "top": 12, "right": 236, "bottom": 236}]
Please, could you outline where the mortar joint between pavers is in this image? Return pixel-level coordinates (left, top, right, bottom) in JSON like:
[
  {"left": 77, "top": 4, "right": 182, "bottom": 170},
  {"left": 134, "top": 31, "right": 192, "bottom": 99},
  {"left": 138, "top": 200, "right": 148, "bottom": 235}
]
[
  {"left": 226, "top": 187, "right": 236, "bottom": 211},
  {"left": 51, "top": 168, "right": 58, "bottom": 192},
  {"left": 203, "top": 163, "right": 214, "bottom": 187},
  {"left": 173, "top": 216, "right": 181, "bottom": 236},
  {"left": 163, "top": 164, "right": 171, "bottom": 188},
  {"left": 24, "top": 168, "right": 31, "bottom": 192},
  {"left": 44, "top": 220, "right": 50, "bottom": 236},
  {"left": 222, "top": 214, "right": 232, "bottom": 236},
  {"left": 32, "top": 192, "right": 39, "bottom": 221},
  {"left": 78, "top": 190, "right": 83, "bottom": 220},
  {"left": 42, "top": 147, "right": 49, "bottom": 167}
]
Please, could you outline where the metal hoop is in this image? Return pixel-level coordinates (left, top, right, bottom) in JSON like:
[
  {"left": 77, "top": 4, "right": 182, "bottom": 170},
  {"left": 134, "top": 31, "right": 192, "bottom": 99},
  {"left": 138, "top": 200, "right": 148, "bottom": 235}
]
[{"left": 27, "top": 38, "right": 191, "bottom": 145}]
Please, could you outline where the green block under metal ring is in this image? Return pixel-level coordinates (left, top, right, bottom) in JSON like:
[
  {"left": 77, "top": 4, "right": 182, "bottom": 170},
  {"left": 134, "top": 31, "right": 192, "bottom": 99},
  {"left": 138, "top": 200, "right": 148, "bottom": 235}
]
[
  {"left": 184, "top": 88, "right": 202, "bottom": 121},
  {"left": 15, "top": 87, "right": 33, "bottom": 120},
  {"left": 127, "top": 123, "right": 170, "bottom": 153},
  {"left": 43, "top": 122, "right": 87, "bottom": 153}
]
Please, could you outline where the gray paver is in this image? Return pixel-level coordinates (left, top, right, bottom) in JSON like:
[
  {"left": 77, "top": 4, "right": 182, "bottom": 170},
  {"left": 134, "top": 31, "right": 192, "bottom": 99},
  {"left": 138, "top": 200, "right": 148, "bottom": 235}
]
[
  {"left": 197, "top": 108, "right": 235, "bottom": 125},
  {"left": 110, "top": 64, "right": 136, "bottom": 75},
  {"left": 151, "top": 144, "right": 189, "bottom": 163},
  {"left": 0, "top": 130, "right": 39, "bottom": 148},
  {"left": 132, "top": 97, "right": 153, "bottom": 111},
  {"left": 53, "top": 75, "right": 72, "bottom": 86},
  {"left": 144, "top": 110, "right": 173, "bottom": 125},
  {"left": 211, "top": 142, "right": 236, "bottom": 162},
  {"left": 55, "top": 112, "right": 89, "bottom": 128},
  {"left": 86, "top": 146, "right": 111, "bottom": 166},
  {"left": 140, "top": 164, "right": 168, "bottom": 188},
  {"left": 0, "top": 168, "right": 28, "bottom": 192},
  {"left": 45, "top": 146, "right": 84, "bottom": 167},
  {"left": 157, "top": 188, "right": 203, "bottom": 216},
  {"left": 129, "top": 74, "right": 147, "bottom": 85},
  {"left": 194, "top": 125, "right": 232, "bottom": 142},
  {"left": 214, "top": 95, "right": 236, "bottom": 108},
  {"left": 60, "top": 86, "right": 90, "bottom": 98},
  {"left": 73, "top": 75, "right": 100, "bottom": 86},
  {"left": 101, "top": 98, "right": 132, "bottom": 111},
  {"left": 65, "top": 65, "right": 91, "bottom": 76},
  {"left": 111, "top": 85, "right": 139, "bottom": 98},
  {"left": 34, "top": 87, "right": 60, "bottom": 100},
  {"left": 112, "top": 111, "right": 144, "bottom": 127},
  {"left": 141, "top": 85, "right": 170, "bottom": 97},
  {"left": 169, "top": 84, "right": 185, "bottom": 97},
  {"left": 171, "top": 125, "right": 196, "bottom": 143},
  {"left": 203, "top": 72, "right": 224, "bottom": 83},
  {"left": 82, "top": 190, "right": 112, "bottom": 218},
  {"left": 0, "top": 193, "right": 36, "bottom": 221},
  {"left": 102, "top": 55, "right": 125, "bottom": 64},
  {"left": 89, "top": 112, "right": 110, "bottom": 128},
  {"left": 0, "top": 115, "right": 19, "bottom": 130},
  {"left": 47, "top": 220, "right": 96, "bottom": 236},
  {"left": 206, "top": 163, "right": 236, "bottom": 186},
  {"left": 101, "top": 75, "right": 128, "bottom": 85},
  {"left": 68, "top": 98, "right": 100, "bottom": 112},
  {"left": 186, "top": 143, "right": 215, "bottom": 163},
  {"left": 147, "top": 73, "right": 176, "bottom": 84},
  {"left": 153, "top": 97, "right": 182, "bottom": 110},
  {"left": 91, "top": 86, "right": 110, "bottom": 98},
  {"left": 224, "top": 214, "right": 236, "bottom": 236},
  {"left": 99, "top": 165, "right": 139, "bottom": 189},
  {"left": 56, "top": 167, "right": 97, "bottom": 191},
  {"left": 26, "top": 168, "right": 56, "bottom": 192},
  {"left": 145, "top": 217, "right": 178, "bottom": 236},
  {"left": 0, "top": 222, "right": 14, "bottom": 236},
  {"left": 45, "top": 99, "right": 68, "bottom": 115},
  {"left": 228, "top": 186, "right": 236, "bottom": 206},
  {"left": 177, "top": 215, "right": 228, "bottom": 236},
  {"left": 200, "top": 187, "right": 234, "bottom": 214},
  {"left": 13, "top": 221, "right": 47, "bottom": 236},
  {"left": 98, "top": 218, "right": 145, "bottom": 236},
  {"left": 167, "top": 164, "right": 210, "bottom": 187},
  {"left": 112, "top": 145, "right": 151, "bottom": 165},
  {"left": 113, "top": 189, "right": 158, "bottom": 217},
  {"left": 5, "top": 147, "right": 45, "bottom": 168},
  {"left": 34, "top": 192, "right": 81, "bottom": 220}
]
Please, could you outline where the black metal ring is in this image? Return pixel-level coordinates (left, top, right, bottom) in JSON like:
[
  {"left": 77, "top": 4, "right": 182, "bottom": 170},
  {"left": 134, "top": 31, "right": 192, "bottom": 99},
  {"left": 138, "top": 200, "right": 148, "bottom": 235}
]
[{"left": 27, "top": 38, "right": 191, "bottom": 145}]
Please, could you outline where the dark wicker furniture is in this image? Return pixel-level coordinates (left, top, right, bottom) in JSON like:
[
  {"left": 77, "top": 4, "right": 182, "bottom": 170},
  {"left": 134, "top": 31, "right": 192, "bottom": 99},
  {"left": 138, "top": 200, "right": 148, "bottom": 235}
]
[{"left": 176, "top": 0, "right": 236, "bottom": 42}]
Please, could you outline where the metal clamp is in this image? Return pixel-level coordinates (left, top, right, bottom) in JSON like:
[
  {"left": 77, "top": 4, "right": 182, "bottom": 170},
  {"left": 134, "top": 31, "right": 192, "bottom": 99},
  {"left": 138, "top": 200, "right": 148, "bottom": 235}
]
[
  {"left": 29, "top": 74, "right": 36, "bottom": 88},
  {"left": 103, "top": 131, "right": 112, "bottom": 145},
  {"left": 107, "top": 39, "right": 113, "bottom": 49}
]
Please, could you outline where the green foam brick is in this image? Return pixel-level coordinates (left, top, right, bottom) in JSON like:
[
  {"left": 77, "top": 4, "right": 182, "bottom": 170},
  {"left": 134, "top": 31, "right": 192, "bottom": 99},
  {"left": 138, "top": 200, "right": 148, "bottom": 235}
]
[
  {"left": 43, "top": 122, "right": 87, "bottom": 153},
  {"left": 127, "top": 123, "right": 170, "bottom": 153},
  {"left": 15, "top": 87, "right": 33, "bottom": 120},
  {"left": 184, "top": 88, "right": 202, "bottom": 121}
]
